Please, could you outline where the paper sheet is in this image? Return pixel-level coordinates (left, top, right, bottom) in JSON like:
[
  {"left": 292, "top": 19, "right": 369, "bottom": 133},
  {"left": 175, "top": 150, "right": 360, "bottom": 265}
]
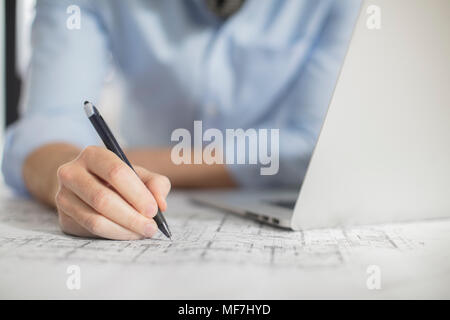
[{"left": 0, "top": 185, "right": 449, "bottom": 299}]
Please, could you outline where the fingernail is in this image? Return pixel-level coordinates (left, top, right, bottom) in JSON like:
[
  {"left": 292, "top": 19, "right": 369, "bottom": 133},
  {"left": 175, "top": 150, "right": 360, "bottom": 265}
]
[{"left": 144, "top": 223, "right": 156, "bottom": 237}]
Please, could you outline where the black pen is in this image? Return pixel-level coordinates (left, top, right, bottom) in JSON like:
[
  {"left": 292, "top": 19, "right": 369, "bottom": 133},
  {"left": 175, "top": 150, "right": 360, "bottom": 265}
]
[{"left": 83, "top": 101, "right": 172, "bottom": 239}]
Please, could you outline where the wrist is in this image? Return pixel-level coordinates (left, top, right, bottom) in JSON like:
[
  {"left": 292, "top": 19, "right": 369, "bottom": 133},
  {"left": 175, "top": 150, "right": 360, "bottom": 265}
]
[{"left": 23, "top": 143, "right": 81, "bottom": 207}]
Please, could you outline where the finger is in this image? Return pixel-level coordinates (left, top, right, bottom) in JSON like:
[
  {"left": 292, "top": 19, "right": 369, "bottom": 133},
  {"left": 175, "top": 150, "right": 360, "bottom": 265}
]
[
  {"left": 135, "top": 167, "right": 171, "bottom": 212},
  {"left": 58, "top": 209, "right": 96, "bottom": 238},
  {"left": 56, "top": 186, "right": 145, "bottom": 240},
  {"left": 81, "top": 146, "right": 158, "bottom": 218},
  {"left": 58, "top": 166, "right": 158, "bottom": 238}
]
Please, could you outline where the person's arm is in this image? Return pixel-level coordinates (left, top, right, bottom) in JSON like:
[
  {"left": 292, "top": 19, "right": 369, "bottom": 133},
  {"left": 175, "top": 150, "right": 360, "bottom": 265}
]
[
  {"left": 2, "top": 1, "right": 170, "bottom": 240},
  {"left": 2, "top": 0, "right": 108, "bottom": 195},
  {"left": 23, "top": 143, "right": 80, "bottom": 207},
  {"left": 223, "top": 0, "right": 361, "bottom": 189},
  {"left": 126, "top": 148, "right": 237, "bottom": 189}
]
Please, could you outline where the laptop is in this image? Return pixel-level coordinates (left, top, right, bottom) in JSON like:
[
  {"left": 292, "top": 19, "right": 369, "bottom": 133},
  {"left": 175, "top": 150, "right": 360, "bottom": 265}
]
[{"left": 192, "top": 0, "right": 450, "bottom": 230}]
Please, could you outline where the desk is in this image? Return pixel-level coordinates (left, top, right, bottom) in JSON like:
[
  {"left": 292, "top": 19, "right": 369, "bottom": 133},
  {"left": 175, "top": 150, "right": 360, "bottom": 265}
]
[{"left": 0, "top": 183, "right": 449, "bottom": 299}]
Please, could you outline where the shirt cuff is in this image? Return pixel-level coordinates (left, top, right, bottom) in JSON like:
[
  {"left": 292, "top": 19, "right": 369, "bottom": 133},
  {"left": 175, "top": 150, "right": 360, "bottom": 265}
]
[{"left": 2, "top": 113, "right": 99, "bottom": 195}]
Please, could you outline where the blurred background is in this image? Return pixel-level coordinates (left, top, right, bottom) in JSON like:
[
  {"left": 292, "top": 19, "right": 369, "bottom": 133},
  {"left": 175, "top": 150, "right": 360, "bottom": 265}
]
[
  {"left": 2, "top": 0, "right": 35, "bottom": 141},
  {"left": 0, "top": 0, "right": 123, "bottom": 164}
]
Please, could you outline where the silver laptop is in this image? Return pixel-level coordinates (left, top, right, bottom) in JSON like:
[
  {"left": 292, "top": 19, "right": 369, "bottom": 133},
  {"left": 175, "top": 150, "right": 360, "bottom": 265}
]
[{"left": 193, "top": 0, "right": 450, "bottom": 230}]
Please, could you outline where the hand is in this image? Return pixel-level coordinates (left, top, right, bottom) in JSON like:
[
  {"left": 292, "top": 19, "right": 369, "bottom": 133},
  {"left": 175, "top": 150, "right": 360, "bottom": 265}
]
[{"left": 55, "top": 146, "right": 171, "bottom": 240}]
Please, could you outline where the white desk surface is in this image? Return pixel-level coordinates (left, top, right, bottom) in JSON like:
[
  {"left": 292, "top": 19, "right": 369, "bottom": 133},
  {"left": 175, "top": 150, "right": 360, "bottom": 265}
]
[{"left": 0, "top": 184, "right": 449, "bottom": 299}]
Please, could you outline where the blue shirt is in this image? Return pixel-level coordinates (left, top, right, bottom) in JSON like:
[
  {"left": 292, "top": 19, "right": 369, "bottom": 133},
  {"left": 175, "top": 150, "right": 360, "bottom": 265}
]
[{"left": 2, "top": 0, "right": 361, "bottom": 194}]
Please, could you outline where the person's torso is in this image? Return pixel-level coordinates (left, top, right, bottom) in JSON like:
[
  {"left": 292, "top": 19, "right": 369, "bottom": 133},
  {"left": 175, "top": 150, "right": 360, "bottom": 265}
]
[{"left": 93, "top": 0, "right": 336, "bottom": 146}]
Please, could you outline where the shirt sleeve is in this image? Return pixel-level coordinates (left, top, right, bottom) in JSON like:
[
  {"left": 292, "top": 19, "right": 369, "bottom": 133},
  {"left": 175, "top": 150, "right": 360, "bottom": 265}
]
[
  {"left": 2, "top": 0, "right": 109, "bottom": 195},
  {"left": 227, "top": 0, "right": 361, "bottom": 189}
]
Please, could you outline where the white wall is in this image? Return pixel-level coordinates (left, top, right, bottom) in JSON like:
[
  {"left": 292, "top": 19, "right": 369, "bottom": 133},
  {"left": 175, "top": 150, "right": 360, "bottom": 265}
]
[{"left": 16, "top": 0, "right": 35, "bottom": 78}]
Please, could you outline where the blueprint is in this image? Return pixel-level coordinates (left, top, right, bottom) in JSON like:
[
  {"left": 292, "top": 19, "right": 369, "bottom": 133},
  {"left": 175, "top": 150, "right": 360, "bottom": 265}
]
[
  {"left": 0, "top": 190, "right": 422, "bottom": 268},
  {"left": 0, "top": 184, "right": 449, "bottom": 299}
]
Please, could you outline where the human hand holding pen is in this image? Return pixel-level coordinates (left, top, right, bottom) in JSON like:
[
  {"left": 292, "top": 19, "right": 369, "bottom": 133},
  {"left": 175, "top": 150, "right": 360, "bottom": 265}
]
[{"left": 55, "top": 145, "right": 171, "bottom": 240}]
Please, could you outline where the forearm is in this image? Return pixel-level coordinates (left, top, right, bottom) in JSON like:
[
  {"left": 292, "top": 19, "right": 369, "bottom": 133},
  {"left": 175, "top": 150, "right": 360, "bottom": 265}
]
[
  {"left": 23, "top": 143, "right": 81, "bottom": 207},
  {"left": 126, "top": 148, "right": 237, "bottom": 189}
]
